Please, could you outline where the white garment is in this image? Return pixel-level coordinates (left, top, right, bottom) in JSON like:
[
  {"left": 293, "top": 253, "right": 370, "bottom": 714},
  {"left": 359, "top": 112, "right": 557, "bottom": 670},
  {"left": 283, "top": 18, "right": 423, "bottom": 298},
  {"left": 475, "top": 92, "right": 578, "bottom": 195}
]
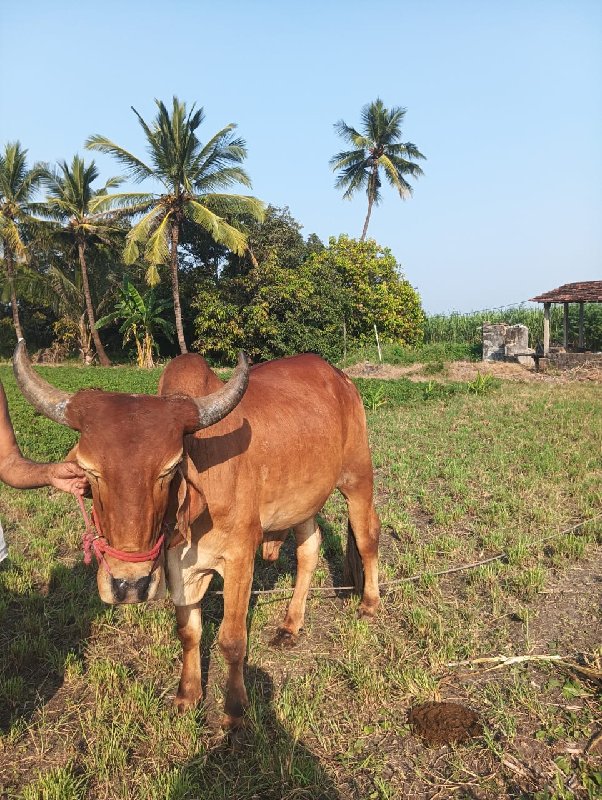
[{"left": 0, "top": 521, "right": 7, "bottom": 562}]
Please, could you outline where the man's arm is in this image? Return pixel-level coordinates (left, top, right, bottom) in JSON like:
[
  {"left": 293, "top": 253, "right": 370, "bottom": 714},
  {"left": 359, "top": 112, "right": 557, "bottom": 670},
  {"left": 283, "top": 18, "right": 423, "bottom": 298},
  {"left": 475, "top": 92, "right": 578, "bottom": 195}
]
[{"left": 0, "top": 382, "right": 86, "bottom": 494}]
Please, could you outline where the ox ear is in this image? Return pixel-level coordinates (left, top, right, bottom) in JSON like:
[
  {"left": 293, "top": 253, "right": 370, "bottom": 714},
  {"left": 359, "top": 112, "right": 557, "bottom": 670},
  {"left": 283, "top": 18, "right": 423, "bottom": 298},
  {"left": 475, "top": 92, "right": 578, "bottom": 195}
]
[
  {"left": 171, "top": 456, "right": 207, "bottom": 545},
  {"left": 64, "top": 442, "right": 79, "bottom": 462},
  {"left": 64, "top": 441, "right": 92, "bottom": 498}
]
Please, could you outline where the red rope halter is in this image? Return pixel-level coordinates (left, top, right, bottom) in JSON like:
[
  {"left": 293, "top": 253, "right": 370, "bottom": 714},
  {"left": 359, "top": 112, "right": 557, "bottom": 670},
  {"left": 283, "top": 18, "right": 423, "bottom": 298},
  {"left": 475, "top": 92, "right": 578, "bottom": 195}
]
[{"left": 76, "top": 495, "right": 165, "bottom": 575}]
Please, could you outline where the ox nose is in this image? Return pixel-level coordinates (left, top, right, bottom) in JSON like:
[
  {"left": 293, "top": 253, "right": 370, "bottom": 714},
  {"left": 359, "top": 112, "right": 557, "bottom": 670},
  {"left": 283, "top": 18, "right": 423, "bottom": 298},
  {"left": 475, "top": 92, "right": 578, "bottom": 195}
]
[{"left": 111, "top": 574, "right": 153, "bottom": 603}]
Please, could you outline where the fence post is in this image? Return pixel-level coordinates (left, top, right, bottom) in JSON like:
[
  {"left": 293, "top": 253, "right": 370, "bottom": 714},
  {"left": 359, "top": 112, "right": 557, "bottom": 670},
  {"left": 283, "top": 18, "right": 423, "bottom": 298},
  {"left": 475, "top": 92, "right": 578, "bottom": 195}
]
[{"left": 374, "top": 323, "right": 382, "bottom": 363}]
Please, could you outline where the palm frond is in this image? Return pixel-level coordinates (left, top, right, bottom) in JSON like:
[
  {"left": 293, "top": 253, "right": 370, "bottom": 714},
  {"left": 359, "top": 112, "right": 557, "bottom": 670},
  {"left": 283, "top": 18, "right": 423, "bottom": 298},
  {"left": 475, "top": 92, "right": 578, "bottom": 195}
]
[
  {"left": 145, "top": 264, "right": 161, "bottom": 286},
  {"left": 86, "top": 135, "right": 154, "bottom": 183},
  {"left": 197, "top": 193, "right": 265, "bottom": 222},
  {"left": 123, "top": 205, "right": 165, "bottom": 264},
  {"left": 332, "top": 121, "right": 370, "bottom": 150},
  {"left": 0, "top": 218, "right": 26, "bottom": 257},
  {"left": 144, "top": 212, "right": 171, "bottom": 265},
  {"left": 89, "top": 192, "right": 156, "bottom": 214},
  {"left": 329, "top": 148, "right": 367, "bottom": 170}
]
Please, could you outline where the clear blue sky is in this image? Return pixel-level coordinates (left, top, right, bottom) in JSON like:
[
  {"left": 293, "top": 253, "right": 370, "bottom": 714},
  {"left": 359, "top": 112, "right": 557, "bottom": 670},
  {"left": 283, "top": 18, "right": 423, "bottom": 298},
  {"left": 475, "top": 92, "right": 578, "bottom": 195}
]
[{"left": 1, "top": 0, "right": 600, "bottom": 314}]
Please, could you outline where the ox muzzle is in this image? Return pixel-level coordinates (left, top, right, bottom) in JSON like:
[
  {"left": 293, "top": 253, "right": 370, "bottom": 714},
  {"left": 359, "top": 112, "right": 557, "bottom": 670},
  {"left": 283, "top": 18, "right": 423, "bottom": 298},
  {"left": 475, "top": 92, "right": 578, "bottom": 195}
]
[
  {"left": 98, "top": 557, "right": 167, "bottom": 605},
  {"left": 79, "top": 497, "right": 167, "bottom": 604}
]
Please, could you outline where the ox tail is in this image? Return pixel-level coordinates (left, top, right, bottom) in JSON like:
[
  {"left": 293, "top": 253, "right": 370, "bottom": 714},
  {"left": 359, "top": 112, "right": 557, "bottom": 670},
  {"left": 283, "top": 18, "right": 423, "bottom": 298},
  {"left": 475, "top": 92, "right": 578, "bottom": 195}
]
[{"left": 344, "top": 521, "right": 365, "bottom": 596}]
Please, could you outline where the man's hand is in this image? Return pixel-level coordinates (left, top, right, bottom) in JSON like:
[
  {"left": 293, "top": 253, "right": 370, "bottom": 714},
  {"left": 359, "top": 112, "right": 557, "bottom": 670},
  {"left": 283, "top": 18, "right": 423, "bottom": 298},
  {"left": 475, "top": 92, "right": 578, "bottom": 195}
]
[{"left": 46, "top": 462, "right": 89, "bottom": 496}]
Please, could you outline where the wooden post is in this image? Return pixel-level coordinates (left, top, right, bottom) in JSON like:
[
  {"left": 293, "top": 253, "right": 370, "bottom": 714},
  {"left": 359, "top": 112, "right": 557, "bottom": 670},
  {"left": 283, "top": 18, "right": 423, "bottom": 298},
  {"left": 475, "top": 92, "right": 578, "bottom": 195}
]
[
  {"left": 563, "top": 303, "right": 569, "bottom": 349},
  {"left": 373, "top": 323, "right": 382, "bottom": 363},
  {"left": 543, "top": 303, "right": 550, "bottom": 355},
  {"left": 578, "top": 303, "right": 584, "bottom": 349}
]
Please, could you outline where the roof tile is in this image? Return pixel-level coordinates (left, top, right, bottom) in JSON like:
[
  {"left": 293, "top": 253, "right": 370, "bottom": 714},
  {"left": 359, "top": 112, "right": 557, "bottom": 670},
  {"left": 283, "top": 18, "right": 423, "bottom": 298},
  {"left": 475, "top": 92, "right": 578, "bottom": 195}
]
[{"left": 530, "top": 281, "right": 602, "bottom": 304}]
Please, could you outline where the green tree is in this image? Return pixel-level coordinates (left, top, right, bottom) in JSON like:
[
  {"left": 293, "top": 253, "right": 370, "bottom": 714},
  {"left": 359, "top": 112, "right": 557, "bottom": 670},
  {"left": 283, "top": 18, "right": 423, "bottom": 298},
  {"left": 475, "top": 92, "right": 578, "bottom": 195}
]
[
  {"left": 86, "top": 96, "right": 264, "bottom": 354},
  {"left": 18, "top": 213, "right": 126, "bottom": 362},
  {"left": 40, "top": 155, "right": 122, "bottom": 365},
  {"left": 308, "top": 235, "right": 424, "bottom": 346},
  {"left": 330, "top": 99, "right": 425, "bottom": 240},
  {"left": 96, "top": 278, "right": 174, "bottom": 368},
  {"left": 16, "top": 261, "right": 90, "bottom": 361},
  {"left": 191, "top": 206, "right": 334, "bottom": 362},
  {"left": 224, "top": 205, "right": 316, "bottom": 278},
  {"left": 0, "top": 142, "right": 45, "bottom": 339},
  {"left": 193, "top": 256, "right": 345, "bottom": 364}
]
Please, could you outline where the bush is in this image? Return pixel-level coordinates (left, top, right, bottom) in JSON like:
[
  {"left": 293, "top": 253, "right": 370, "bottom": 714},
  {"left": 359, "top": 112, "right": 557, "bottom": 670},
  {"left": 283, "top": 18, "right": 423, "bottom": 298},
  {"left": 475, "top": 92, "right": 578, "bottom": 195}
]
[
  {"left": 307, "top": 236, "right": 424, "bottom": 347},
  {"left": 192, "top": 234, "right": 425, "bottom": 363}
]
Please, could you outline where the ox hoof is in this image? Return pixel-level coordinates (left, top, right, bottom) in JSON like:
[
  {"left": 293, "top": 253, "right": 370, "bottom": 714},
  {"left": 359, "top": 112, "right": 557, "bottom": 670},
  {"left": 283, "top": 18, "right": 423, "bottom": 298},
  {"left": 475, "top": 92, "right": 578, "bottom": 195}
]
[
  {"left": 357, "top": 604, "right": 378, "bottom": 620},
  {"left": 173, "top": 693, "right": 202, "bottom": 714},
  {"left": 269, "top": 627, "right": 300, "bottom": 649},
  {"left": 222, "top": 712, "right": 246, "bottom": 731}
]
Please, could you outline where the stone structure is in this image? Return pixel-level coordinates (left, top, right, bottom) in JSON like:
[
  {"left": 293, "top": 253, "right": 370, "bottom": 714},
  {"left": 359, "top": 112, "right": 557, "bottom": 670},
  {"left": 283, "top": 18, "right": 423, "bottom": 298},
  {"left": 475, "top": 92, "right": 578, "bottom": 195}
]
[
  {"left": 482, "top": 323, "right": 507, "bottom": 361},
  {"left": 482, "top": 323, "right": 535, "bottom": 366},
  {"left": 549, "top": 352, "right": 602, "bottom": 369}
]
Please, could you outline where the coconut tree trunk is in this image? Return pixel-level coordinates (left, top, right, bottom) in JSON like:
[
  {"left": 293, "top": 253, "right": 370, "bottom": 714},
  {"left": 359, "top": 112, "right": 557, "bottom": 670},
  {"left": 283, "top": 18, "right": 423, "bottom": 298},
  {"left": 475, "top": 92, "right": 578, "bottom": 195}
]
[
  {"left": 78, "top": 313, "right": 93, "bottom": 364},
  {"left": 169, "top": 219, "right": 187, "bottom": 354},
  {"left": 4, "top": 244, "right": 24, "bottom": 340},
  {"left": 77, "top": 239, "right": 111, "bottom": 366},
  {"left": 248, "top": 245, "right": 259, "bottom": 269},
  {"left": 360, "top": 197, "right": 374, "bottom": 242},
  {"left": 361, "top": 166, "right": 379, "bottom": 242}
]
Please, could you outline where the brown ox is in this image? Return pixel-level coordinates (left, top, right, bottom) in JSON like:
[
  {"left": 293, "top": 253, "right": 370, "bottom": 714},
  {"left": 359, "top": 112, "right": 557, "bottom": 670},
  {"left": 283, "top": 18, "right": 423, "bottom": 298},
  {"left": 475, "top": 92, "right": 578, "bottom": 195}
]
[{"left": 14, "top": 342, "right": 380, "bottom": 727}]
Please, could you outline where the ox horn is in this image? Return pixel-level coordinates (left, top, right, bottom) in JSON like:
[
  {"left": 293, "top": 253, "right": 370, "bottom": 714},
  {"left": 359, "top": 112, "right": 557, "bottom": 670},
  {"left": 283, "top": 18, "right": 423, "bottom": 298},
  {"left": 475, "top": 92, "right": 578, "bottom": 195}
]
[
  {"left": 192, "top": 351, "right": 250, "bottom": 429},
  {"left": 13, "top": 340, "right": 73, "bottom": 426}
]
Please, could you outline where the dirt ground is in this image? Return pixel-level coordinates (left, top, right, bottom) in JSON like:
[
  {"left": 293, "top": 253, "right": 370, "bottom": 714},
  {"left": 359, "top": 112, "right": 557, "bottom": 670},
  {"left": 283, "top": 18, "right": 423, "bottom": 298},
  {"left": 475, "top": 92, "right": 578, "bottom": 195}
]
[{"left": 344, "top": 359, "right": 602, "bottom": 383}]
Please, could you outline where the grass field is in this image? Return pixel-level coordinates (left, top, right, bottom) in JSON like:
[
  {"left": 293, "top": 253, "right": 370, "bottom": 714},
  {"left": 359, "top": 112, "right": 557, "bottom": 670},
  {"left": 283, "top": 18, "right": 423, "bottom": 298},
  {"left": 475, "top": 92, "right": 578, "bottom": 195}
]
[{"left": 0, "top": 363, "right": 600, "bottom": 799}]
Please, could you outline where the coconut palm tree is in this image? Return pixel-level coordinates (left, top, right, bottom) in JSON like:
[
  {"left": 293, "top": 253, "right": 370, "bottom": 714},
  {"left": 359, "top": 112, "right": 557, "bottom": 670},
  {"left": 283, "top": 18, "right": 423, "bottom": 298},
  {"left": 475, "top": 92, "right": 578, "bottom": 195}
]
[
  {"left": 0, "top": 142, "right": 45, "bottom": 339},
  {"left": 86, "top": 96, "right": 265, "bottom": 353},
  {"left": 40, "top": 155, "right": 122, "bottom": 366},
  {"left": 330, "top": 99, "right": 426, "bottom": 241}
]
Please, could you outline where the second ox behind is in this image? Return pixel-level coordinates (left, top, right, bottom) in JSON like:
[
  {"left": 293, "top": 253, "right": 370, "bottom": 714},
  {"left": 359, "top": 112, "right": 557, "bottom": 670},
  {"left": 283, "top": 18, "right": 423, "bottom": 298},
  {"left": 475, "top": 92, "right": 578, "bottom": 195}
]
[{"left": 14, "top": 342, "right": 380, "bottom": 727}]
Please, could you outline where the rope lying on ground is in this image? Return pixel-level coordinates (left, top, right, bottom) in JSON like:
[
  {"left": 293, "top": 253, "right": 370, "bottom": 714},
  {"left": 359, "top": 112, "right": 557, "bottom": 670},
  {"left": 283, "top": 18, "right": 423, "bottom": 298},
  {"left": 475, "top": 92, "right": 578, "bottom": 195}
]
[{"left": 207, "top": 511, "right": 602, "bottom": 598}]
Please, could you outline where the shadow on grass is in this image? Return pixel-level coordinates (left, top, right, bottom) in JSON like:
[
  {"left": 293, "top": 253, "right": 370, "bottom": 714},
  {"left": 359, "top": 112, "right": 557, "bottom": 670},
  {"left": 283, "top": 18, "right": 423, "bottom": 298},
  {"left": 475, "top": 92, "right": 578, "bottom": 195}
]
[
  {"left": 166, "top": 664, "right": 341, "bottom": 800},
  {"left": 0, "top": 558, "right": 106, "bottom": 733},
  {"left": 169, "top": 525, "right": 348, "bottom": 799},
  {"left": 0, "top": 517, "right": 349, "bottom": 797},
  {"left": 197, "top": 516, "right": 346, "bottom": 698}
]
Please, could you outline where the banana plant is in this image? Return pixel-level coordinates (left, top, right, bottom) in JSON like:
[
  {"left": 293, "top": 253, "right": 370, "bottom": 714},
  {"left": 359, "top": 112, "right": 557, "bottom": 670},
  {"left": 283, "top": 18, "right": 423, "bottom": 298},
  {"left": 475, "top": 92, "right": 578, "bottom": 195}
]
[{"left": 96, "top": 278, "right": 174, "bottom": 368}]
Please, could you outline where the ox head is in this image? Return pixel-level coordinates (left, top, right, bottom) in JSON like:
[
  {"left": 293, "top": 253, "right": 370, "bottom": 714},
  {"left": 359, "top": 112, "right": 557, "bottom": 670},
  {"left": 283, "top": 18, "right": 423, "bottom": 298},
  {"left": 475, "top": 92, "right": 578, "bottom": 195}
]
[{"left": 13, "top": 340, "right": 249, "bottom": 604}]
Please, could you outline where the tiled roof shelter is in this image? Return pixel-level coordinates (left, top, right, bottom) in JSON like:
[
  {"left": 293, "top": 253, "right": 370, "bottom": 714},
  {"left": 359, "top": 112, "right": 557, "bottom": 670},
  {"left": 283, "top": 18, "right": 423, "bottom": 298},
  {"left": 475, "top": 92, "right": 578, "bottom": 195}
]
[{"left": 529, "top": 281, "right": 602, "bottom": 354}]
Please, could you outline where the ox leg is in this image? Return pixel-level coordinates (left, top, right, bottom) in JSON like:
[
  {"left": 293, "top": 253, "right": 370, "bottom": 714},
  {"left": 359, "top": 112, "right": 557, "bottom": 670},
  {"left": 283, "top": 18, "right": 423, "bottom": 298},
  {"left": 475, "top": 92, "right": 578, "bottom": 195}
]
[
  {"left": 344, "top": 493, "right": 381, "bottom": 618},
  {"left": 219, "top": 547, "right": 254, "bottom": 729},
  {"left": 174, "top": 603, "right": 203, "bottom": 713},
  {"left": 270, "top": 517, "right": 321, "bottom": 649}
]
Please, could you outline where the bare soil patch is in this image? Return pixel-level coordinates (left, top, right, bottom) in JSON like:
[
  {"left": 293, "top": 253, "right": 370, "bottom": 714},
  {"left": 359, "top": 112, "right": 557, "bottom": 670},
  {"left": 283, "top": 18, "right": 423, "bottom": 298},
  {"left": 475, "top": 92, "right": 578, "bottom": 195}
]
[{"left": 344, "top": 359, "right": 602, "bottom": 383}]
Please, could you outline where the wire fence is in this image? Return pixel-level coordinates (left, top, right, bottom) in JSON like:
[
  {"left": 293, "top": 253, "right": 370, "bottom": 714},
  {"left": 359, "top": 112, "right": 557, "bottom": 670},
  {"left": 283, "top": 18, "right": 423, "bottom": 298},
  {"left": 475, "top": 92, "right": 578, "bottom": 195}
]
[
  {"left": 424, "top": 302, "right": 602, "bottom": 350},
  {"left": 206, "top": 512, "right": 602, "bottom": 598}
]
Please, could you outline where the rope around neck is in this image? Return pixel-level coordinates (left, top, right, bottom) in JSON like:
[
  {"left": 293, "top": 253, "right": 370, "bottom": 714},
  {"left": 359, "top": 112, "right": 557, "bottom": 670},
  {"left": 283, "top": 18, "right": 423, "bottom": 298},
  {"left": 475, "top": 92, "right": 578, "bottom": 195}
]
[{"left": 76, "top": 495, "right": 165, "bottom": 575}]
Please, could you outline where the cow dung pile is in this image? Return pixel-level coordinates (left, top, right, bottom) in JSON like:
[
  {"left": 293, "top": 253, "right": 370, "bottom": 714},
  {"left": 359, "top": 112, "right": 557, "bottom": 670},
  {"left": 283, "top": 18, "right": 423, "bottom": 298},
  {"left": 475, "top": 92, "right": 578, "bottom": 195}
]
[{"left": 408, "top": 701, "right": 483, "bottom": 746}]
